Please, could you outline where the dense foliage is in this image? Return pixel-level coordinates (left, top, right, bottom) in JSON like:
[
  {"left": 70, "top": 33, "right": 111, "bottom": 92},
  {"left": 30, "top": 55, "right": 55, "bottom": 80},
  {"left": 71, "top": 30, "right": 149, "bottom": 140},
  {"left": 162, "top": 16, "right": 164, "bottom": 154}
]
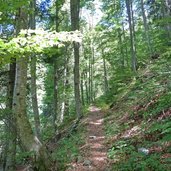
[{"left": 0, "top": 0, "right": 171, "bottom": 170}]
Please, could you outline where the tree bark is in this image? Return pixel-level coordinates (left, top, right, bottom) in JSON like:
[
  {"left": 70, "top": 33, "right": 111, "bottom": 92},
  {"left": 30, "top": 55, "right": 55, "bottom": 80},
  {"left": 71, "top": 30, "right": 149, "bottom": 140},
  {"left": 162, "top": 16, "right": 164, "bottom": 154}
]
[
  {"left": 70, "top": 0, "right": 82, "bottom": 119},
  {"left": 30, "top": 0, "right": 41, "bottom": 139},
  {"left": 14, "top": 56, "right": 51, "bottom": 170},
  {"left": 102, "top": 49, "right": 109, "bottom": 94},
  {"left": 88, "top": 54, "right": 91, "bottom": 103},
  {"left": 4, "top": 62, "right": 16, "bottom": 171},
  {"left": 53, "top": 0, "right": 65, "bottom": 130},
  {"left": 12, "top": 6, "right": 52, "bottom": 170},
  {"left": 140, "top": 0, "right": 153, "bottom": 55},
  {"left": 84, "top": 70, "right": 89, "bottom": 104},
  {"left": 163, "top": 0, "right": 171, "bottom": 39},
  {"left": 64, "top": 54, "right": 70, "bottom": 115},
  {"left": 53, "top": 61, "right": 58, "bottom": 131},
  {"left": 118, "top": 28, "right": 125, "bottom": 67},
  {"left": 81, "top": 72, "right": 85, "bottom": 106},
  {"left": 122, "top": 22, "right": 129, "bottom": 67},
  {"left": 90, "top": 43, "right": 95, "bottom": 102},
  {"left": 30, "top": 56, "right": 41, "bottom": 138},
  {"left": 125, "top": 0, "right": 137, "bottom": 72}
]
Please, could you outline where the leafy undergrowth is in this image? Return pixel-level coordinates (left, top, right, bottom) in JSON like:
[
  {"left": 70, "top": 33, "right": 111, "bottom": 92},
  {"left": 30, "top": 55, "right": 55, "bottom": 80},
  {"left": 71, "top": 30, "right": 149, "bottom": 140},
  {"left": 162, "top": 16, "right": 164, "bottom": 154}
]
[
  {"left": 51, "top": 122, "right": 86, "bottom": 171},
  {"left": 104, "top": 53, "right": 171, "bottom": 170}
]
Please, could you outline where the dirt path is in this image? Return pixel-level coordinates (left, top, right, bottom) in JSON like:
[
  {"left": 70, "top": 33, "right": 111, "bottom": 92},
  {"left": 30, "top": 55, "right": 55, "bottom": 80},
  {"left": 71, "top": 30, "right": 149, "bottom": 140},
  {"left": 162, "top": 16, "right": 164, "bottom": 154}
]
[{"left": 67, "top": 106, "right": 108, "bottom": 171}]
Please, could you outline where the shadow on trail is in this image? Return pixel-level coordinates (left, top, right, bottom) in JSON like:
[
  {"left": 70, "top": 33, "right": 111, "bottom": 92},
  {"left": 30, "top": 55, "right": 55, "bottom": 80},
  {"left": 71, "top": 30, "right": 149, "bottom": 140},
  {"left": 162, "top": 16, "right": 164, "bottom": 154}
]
[{"left": 67, "top": 106, "right": 108, "bottom": 171}]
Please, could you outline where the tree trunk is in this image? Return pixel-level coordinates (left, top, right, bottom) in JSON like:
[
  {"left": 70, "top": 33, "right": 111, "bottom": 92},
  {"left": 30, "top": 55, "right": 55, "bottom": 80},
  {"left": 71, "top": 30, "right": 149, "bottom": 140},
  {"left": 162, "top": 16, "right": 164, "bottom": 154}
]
[
  {"left": 81, "top": 72, "right": 85, "bottom": 106},
  {"left": 53, "top": 61, "right": 58, "bottom": 131},
  {"left": 90, "top": 43, "right": 94, "bottom": 102},
  {"left": 30, "top": 56, "right": 41, "bottom": 138},
  {"left": 163, "top": 0, "right": 171, "bottom": 39},
  {"left": 130, "top": 0, "right": 137, "bottom": 66},
  {"left": 88, "top": 55, "right": 91, "bottom": 103},
  {"left": 53, "top": 0, "right": 64, "bottom": 130},
  {"left": 102, "top": 50, "right": 109, "bottom": 94},
  {"left": 14, "top": 56, "right": 51, "bottom": 170},
  {"left": 140, "top": 0, "right": 153, "bottom": 55},
  {"left": 30, "top": 0, "right": 41, "bottom": 139},
  {"left": 59, "top": 55, "right": 68, "bottom": 123},
  {"left": 12, "top": 6, "right": 52, "bottom": 170},
  {"left": 70, "top": 0, "right": 82, "bottom": 119},
  {"left": 64, "top": 54, "right": 69, "bottom": 115},
  {"left": 118, "top": 28, "right": 125, "bottom": 67},
  {"left": 122, "top": 22, "right": 129, "bottom": 67},
  {"left": 4, "top": 62, "right": 16, "bottom": 171},
  {"left": 125, "top": 0, "right": 137, "bottom": 72},
  {"left": 84, "top": 70, "right": 89, "bottom": 104}
]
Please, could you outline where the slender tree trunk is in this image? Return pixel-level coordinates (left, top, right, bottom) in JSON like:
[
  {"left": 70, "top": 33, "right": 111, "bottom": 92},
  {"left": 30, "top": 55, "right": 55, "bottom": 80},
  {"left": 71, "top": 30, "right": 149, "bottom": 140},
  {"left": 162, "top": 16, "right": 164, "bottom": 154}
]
[
  {"left": 102, "top": 49, "right": 109, "bottom": 93},
  {"left": 162, "top": 0, "right": 171, "bottom": 40},
  {"left": 125, "top": 0, "right": 137, "bottom": 72},
  {"left": 140, "top": 0, "right": 153, "bottom": 55},
  {"left": 64, "top": 54, "right": 69, "bottom": 115},
  {"left": 103, "top": 58, "right": 108, "bottom": 93},
  {"left": 90, "top": 55, "right": 93, "bottom": 102},
  {"left": 30, "top": 0, "right": 41, "bottom": 139},
  {"left": 84, "top": 71, "right": 89, "bottom": 104},
  {"left": 60, "top": 102, "right": 65, "bottom": 123},
  {"left": 70, "top": 0, "right": 82, "bottom": 119},
  {"left": 30, "top": 56, "right": 41, "bottom": 138},
  {"left": 90, "top": 43, "right": 94, "bottom": 102},
  {"left": 118, "top": 28, "right": 125, "bottom": 67},
  {"left": 4, "top": 62, "right": 16, "bottom": 171},
  {"left": 53, "top": 61, "right": 58, "bottom": 131},
  {"left": 53, "top": 0, "right": 61, "bottom": 131},
  {"left": 80, "top": 72, "right": 85, "bottom": 106},
  {"left": 122, "top": 23, "right": 129, "bottom": 67},
  {"left": 130, "top": 0, "right": 137, "bottom": 63},
  {"left": 59, "top": 55, "right": 68, "bottom": 123},
  {"left": 88, "top": 55, "right": 91, "bottom": 103}
]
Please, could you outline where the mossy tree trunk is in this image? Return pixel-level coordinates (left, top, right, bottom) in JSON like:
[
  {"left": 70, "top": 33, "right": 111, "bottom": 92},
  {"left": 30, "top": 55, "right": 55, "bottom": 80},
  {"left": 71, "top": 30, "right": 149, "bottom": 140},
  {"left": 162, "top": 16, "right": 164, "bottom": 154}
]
[
  {"left": 70, "top": 0, "right": 82, "bottom": 119},
  {"left": 125, "top": 0, "right": 137, "bottom": 72},
  {"left": 30, "top": 0, "right": 41, "bottom": 139},
  {"left": 4, "top": 62, "right": 17, "bottom": 171},
  {"left": 12, "top": 6, "right": 52, "bottom": 171}
]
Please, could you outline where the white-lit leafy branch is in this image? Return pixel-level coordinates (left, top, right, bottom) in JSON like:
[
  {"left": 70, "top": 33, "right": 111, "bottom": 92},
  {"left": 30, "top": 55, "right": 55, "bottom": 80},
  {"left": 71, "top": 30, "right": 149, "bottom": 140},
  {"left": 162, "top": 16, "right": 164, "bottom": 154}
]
[{"left": 0, "top": 29, "right": 82, "bottom": 66}]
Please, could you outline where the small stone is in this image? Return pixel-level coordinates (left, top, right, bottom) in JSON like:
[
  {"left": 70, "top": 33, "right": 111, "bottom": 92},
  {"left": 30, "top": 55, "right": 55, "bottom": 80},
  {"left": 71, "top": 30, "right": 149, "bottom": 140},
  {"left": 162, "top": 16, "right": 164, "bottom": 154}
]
[
  {"left": 83, "top": 160, "right": 91, "bottom": 166},
  {"left": 138, "top": 147, "right": 149, "bottom": 155},
  {"left": 89, "top": 136, "right": 96, "bottom": 139}
]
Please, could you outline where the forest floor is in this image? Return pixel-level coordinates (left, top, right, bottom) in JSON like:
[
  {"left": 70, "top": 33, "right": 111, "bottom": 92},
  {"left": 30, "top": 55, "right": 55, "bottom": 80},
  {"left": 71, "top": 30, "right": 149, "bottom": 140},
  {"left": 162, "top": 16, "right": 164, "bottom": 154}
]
[{"left": 67, "top": 106, "right": 109, "bottom": 171}]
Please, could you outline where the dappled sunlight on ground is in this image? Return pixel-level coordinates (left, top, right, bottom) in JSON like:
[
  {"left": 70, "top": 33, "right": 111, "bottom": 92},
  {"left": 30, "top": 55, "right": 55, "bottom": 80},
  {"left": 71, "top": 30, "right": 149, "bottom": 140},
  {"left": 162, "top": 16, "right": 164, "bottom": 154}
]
[
  {"left": 121, "top": 125, "right": 142, "bottom": 138},
  {"left": 89, "top": 118, "right": 104, "bottom": 125},
  {"left": 89, "top": 106, "right": 101, "bottom": 112},
  {"left": 67, "top": 107, "right": 109, "bottom": 171}
]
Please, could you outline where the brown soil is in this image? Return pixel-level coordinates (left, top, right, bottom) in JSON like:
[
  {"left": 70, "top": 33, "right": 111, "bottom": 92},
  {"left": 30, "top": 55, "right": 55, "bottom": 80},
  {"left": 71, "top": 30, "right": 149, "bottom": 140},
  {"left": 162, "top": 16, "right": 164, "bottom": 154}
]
[{"left": 67, "top": 106, "right": 108, "bottom": 171}]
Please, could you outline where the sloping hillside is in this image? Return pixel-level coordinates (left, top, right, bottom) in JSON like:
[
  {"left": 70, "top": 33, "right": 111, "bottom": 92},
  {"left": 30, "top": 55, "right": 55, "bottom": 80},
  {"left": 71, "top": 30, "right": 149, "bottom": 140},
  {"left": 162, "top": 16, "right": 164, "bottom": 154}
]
[{"left": 104, "top": 52, "right": 171, "bottom": 170}]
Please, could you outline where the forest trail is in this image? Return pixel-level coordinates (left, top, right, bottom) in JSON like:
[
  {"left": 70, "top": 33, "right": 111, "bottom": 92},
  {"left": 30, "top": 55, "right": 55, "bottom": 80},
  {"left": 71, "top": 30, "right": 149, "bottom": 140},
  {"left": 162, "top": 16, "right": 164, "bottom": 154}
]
[{"left": 67, "top": 106, "right": 109, "bottom": 171}]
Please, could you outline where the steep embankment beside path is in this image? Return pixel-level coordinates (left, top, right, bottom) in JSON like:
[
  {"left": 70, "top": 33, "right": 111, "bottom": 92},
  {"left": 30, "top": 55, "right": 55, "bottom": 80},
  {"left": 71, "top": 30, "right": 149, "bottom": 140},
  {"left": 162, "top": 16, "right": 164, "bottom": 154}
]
[{"left": 103, "top": 55, "right": 171, "bottom": 170}]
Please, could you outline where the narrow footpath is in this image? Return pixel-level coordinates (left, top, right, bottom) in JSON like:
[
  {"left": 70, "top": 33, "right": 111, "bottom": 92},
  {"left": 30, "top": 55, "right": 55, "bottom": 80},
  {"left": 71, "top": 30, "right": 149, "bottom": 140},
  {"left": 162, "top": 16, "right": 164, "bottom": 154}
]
[{"left": 67, "top": 106, "right": 108, "bottom": 171}]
